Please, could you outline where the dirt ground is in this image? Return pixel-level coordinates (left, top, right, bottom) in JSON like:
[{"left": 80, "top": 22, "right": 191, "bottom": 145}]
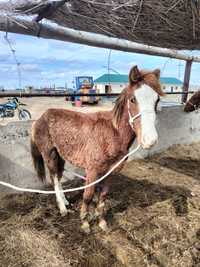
[
  {"left": 0, "top": 143, "right": 200, "bottom": 267},
  {"left": 0, "top": 94, "right": 187, "bottom": 124},
  {"left": 0, "top": 97, "right": 113, "bottom": 124}
]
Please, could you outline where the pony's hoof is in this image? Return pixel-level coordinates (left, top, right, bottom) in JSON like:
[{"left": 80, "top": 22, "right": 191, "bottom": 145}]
[
  {"left": 81, "top": 221, "right": 91, "bottom": 234},
  {"left": 80, "top": 211, "right": 87, "bottom": 221},
  {"left": 88, "top": 212, "right": 97, "bottom": 222},
  {"left": 60, "top": 209, "right": 74, "bottom": 216},
  {"left": 94, "top": 210, "right": 100, "bottom": 219},
  {"left": 92, "top": 193, "right": 99, "bottom": 204},
  {"left": 64, "top": 199, "right": 70, "bottom": 206},
  {"left": 99, "top": 219, "right": 109, "bottom": 232},
  {"left": 67, "top": 209, "right": 75, "bottom": 214},
  {"left": 60, "top": 209, "right": 68, "bottom": 217}
]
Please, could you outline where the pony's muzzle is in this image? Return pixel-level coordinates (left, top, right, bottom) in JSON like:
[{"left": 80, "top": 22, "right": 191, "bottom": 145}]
[
  {"left": 139, "top": 112, "right": 158, "bottom": 149},
  {"left": 141, "top": 131, "right": 158, "bottom": 149}
]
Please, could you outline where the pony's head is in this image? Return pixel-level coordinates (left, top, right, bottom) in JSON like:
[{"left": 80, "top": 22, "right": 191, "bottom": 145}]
[
  {"left": 184, "top": 91, "right": 200, "bottom": 112},
  {"left": 113, "top": 65, "right": 164, "bottom": 149}
]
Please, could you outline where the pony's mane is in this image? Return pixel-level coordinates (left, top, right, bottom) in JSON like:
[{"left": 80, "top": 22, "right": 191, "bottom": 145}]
[{"left": 112, "top": 87, "right": 129, "bottom": 129}]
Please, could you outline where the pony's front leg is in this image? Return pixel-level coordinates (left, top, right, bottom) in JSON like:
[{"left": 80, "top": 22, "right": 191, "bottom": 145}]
[
  {"left": 80, "top": 170, "right": 96, "bottom": 234},
  {"left": 96, "top": 177, "right": 112, "bottom": 232}
]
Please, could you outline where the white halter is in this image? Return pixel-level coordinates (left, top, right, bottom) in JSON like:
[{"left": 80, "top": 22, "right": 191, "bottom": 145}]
[{"left": 127, "top": 99, "right": 141, "bottom": 130}]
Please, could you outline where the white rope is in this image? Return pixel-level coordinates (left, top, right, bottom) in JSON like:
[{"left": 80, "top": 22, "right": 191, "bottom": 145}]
[
  {"left": 127, "top": 99, "right": 141, "bottom": 130},
  {"left": 0, "top": 144, "right": 141, "bottom": 194}
]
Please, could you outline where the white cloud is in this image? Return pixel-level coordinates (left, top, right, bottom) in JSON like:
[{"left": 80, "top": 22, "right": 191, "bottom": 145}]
[{"left": 0, "top": 32, "right": 200, "bottom": 88}]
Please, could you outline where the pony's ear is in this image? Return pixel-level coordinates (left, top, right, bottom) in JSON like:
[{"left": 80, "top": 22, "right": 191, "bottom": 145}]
[
  {"left": 153, "top": 69, "right": 161, "bottom": 79},
  {"left": 129, "top": 65, "right": 142, "bottom": 84}
]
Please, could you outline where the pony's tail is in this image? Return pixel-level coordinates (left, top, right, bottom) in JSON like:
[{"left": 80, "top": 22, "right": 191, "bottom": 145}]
[{"left": 31, "top": 139, "right": 46, "bottom": 182}]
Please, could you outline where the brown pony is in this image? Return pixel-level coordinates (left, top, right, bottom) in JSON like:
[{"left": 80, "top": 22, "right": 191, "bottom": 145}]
[
  {"left": 184, "top": 91, "right": 200, "bottom": 112},
  {"left": 31, "top": 66, "right": 164, "bottom": 233}
]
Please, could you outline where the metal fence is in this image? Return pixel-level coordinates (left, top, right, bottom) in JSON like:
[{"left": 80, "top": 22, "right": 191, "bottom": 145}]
[{"left": 0, "top": 91, "right": 195, "bottom": 98}]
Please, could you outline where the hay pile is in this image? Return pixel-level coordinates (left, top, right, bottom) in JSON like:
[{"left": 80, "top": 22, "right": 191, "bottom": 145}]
[
  {"left": 1, "top": 0, "right": 200, "bottom": 50},
  {"left": 0, "top": 142, "right": 200, "bottom": 267}
]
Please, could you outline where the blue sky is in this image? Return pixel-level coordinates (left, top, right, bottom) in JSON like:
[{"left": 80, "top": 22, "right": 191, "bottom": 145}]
[{"left": 0, "top": 32, "right": 200, "bottom": 89}]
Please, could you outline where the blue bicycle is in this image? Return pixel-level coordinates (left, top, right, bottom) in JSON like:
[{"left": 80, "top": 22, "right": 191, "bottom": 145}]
[{"left": 0, "top": 97, "right": 31, "bottom": 120}]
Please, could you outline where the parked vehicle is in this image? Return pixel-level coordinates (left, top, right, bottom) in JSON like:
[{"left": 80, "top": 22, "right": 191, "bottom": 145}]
[
  {"left": 75, "top": 76, "right": 100, "bottom": 104},
  {"left": 0, "top": 97, "right": 31, "bottom": 120}
]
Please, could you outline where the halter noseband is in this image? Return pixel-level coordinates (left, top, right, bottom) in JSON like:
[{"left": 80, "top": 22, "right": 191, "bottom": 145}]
[
  {"left": 127, "top": 99, "right": 157, "bottom": 130},
  {"left": 127, "top": 99, "right": 141, "bottom": 130}
]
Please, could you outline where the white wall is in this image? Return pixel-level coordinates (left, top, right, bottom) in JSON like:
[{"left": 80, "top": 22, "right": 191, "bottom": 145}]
[
  {"left": 162, "top": 83, "right": 182, "bottom": 93},
  {"left": 95, "top": 83, "right": 128, "bottom": 93},
  {"left": 95, "top": 82, "right": 185, "bottom": 94}
]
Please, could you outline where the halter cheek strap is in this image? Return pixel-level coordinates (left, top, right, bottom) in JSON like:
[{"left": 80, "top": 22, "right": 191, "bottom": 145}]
[{"left": 127, "top": 100, "right": 141, "bottom": 130}]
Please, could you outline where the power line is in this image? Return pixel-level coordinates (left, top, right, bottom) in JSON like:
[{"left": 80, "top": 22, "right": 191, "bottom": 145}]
[
  {"left": 107, "top": 49, "right": 112, "bottom": 85},
  {"left": 161, "top": 58, "right": 172, "bottom": 75},
  {"left": 4, "top": 33, "right": 22, "bottom": 90}
]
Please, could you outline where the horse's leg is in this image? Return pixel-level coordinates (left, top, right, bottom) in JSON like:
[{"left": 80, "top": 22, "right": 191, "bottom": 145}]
[
  {"left": 96, "top": 177, "right": 112, "bottom": 232},
  {"left": 57, "top": 156, "right": 69, "bottom": 206},
  {"left": 46, "top": 148, "right": 68, "bottom": 216},
  {"left": 96, "top": 164, "right": 124, "bottom": 231},
  {"left": 51, "top": 173, "right": 68, "bottom": 216},
  {"left": 58, "top": 182, "right": 69, "bottom": 206},
  {"left": 80, "top": 169, "right": 97, "bottom": 234}
]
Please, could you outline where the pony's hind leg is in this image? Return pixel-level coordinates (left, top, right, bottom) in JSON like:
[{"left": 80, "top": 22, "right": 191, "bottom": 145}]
[
  {"left": 57, "top": 156, "right": 69, "bottom": 206},
  {"left": 47, "top": 148, "right": 69, "bottom": 216},
  {"left": 58, "top": 182, "right": 69, "bottom": 206},
  {"left": 52, "top": 174, "right": 68, "bottom": 216}
]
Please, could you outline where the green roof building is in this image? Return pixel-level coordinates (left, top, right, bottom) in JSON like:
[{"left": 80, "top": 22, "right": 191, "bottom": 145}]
[{"left": 94, "top": 74, "right": 183, "bottom": 94}]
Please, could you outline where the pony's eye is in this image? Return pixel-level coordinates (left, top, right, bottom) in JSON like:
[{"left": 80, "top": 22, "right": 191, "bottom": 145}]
[{"left": 131, "top": 96, "right": 136, "bottom": 103}]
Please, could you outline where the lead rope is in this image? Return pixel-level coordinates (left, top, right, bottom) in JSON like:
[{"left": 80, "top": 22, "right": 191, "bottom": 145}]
[
  {"left": 0, "top": 145, "right": 141, "bottom": 194},
  {"left": 0, "top": 102, "right": 141, "bottom": 194}
]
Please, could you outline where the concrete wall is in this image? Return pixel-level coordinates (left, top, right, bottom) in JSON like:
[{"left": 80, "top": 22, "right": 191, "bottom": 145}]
[
  {"left": 0, "top": 106, "right": 200, "bottom": 194},
  {"left": 0, "top": 121, "right": 36, "bottom": 194},
  {"left": 0, "top": 121, "right": 82, "bottom": 194},
  {"left": 130, "top": 106, "right": 200, "bottom": 159}
]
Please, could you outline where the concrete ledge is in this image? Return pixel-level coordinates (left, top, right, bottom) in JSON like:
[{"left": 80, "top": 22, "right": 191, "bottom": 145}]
[
  {"left": 130, "top": 106, "right": 200, "bottom": 159},
  {"left": 0, "top": 121, "right": 37, "bottom": 194},
  {"left": 0, "top": 107, "right": 200, "bottom": 194}
]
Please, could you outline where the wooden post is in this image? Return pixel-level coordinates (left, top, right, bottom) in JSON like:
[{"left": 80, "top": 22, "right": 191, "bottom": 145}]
[
  {"left": 182, "top": 60, "right": 193, "bottom": 103},
  {"left": 0, "top": 15, "right": 200, "bottom": 62}
]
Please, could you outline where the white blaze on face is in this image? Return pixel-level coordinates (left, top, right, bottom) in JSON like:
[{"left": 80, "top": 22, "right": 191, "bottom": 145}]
[{"left": 134, "top": 84, "right": 158, "bottom": 149}]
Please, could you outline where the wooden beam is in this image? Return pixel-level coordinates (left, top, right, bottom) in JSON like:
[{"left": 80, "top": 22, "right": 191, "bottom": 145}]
[
  {"left": 0, "top": 91, "right": 195, "bottom": 98},
  {"left": 181, "top": 60, "right": 193, "bottom": 103},
  {"left": 0, "top": 15, "right": 200, "bottom": 62}
]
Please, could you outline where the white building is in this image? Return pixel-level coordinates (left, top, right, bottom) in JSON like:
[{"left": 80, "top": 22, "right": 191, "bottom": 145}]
[
  {"left": 94, "top": 74, "right": 184, "bottom": 94},
  {"left": 160, "top": 77, "right": 183, "bottom": 93},
  {"left": 94, "top": 74, "right": 128, "bottom": 94}
]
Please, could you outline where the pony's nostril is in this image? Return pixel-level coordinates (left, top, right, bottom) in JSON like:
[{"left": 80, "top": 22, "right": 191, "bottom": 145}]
[{"left": 141, "top": 135, "right": 158, "bottom": 148}]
